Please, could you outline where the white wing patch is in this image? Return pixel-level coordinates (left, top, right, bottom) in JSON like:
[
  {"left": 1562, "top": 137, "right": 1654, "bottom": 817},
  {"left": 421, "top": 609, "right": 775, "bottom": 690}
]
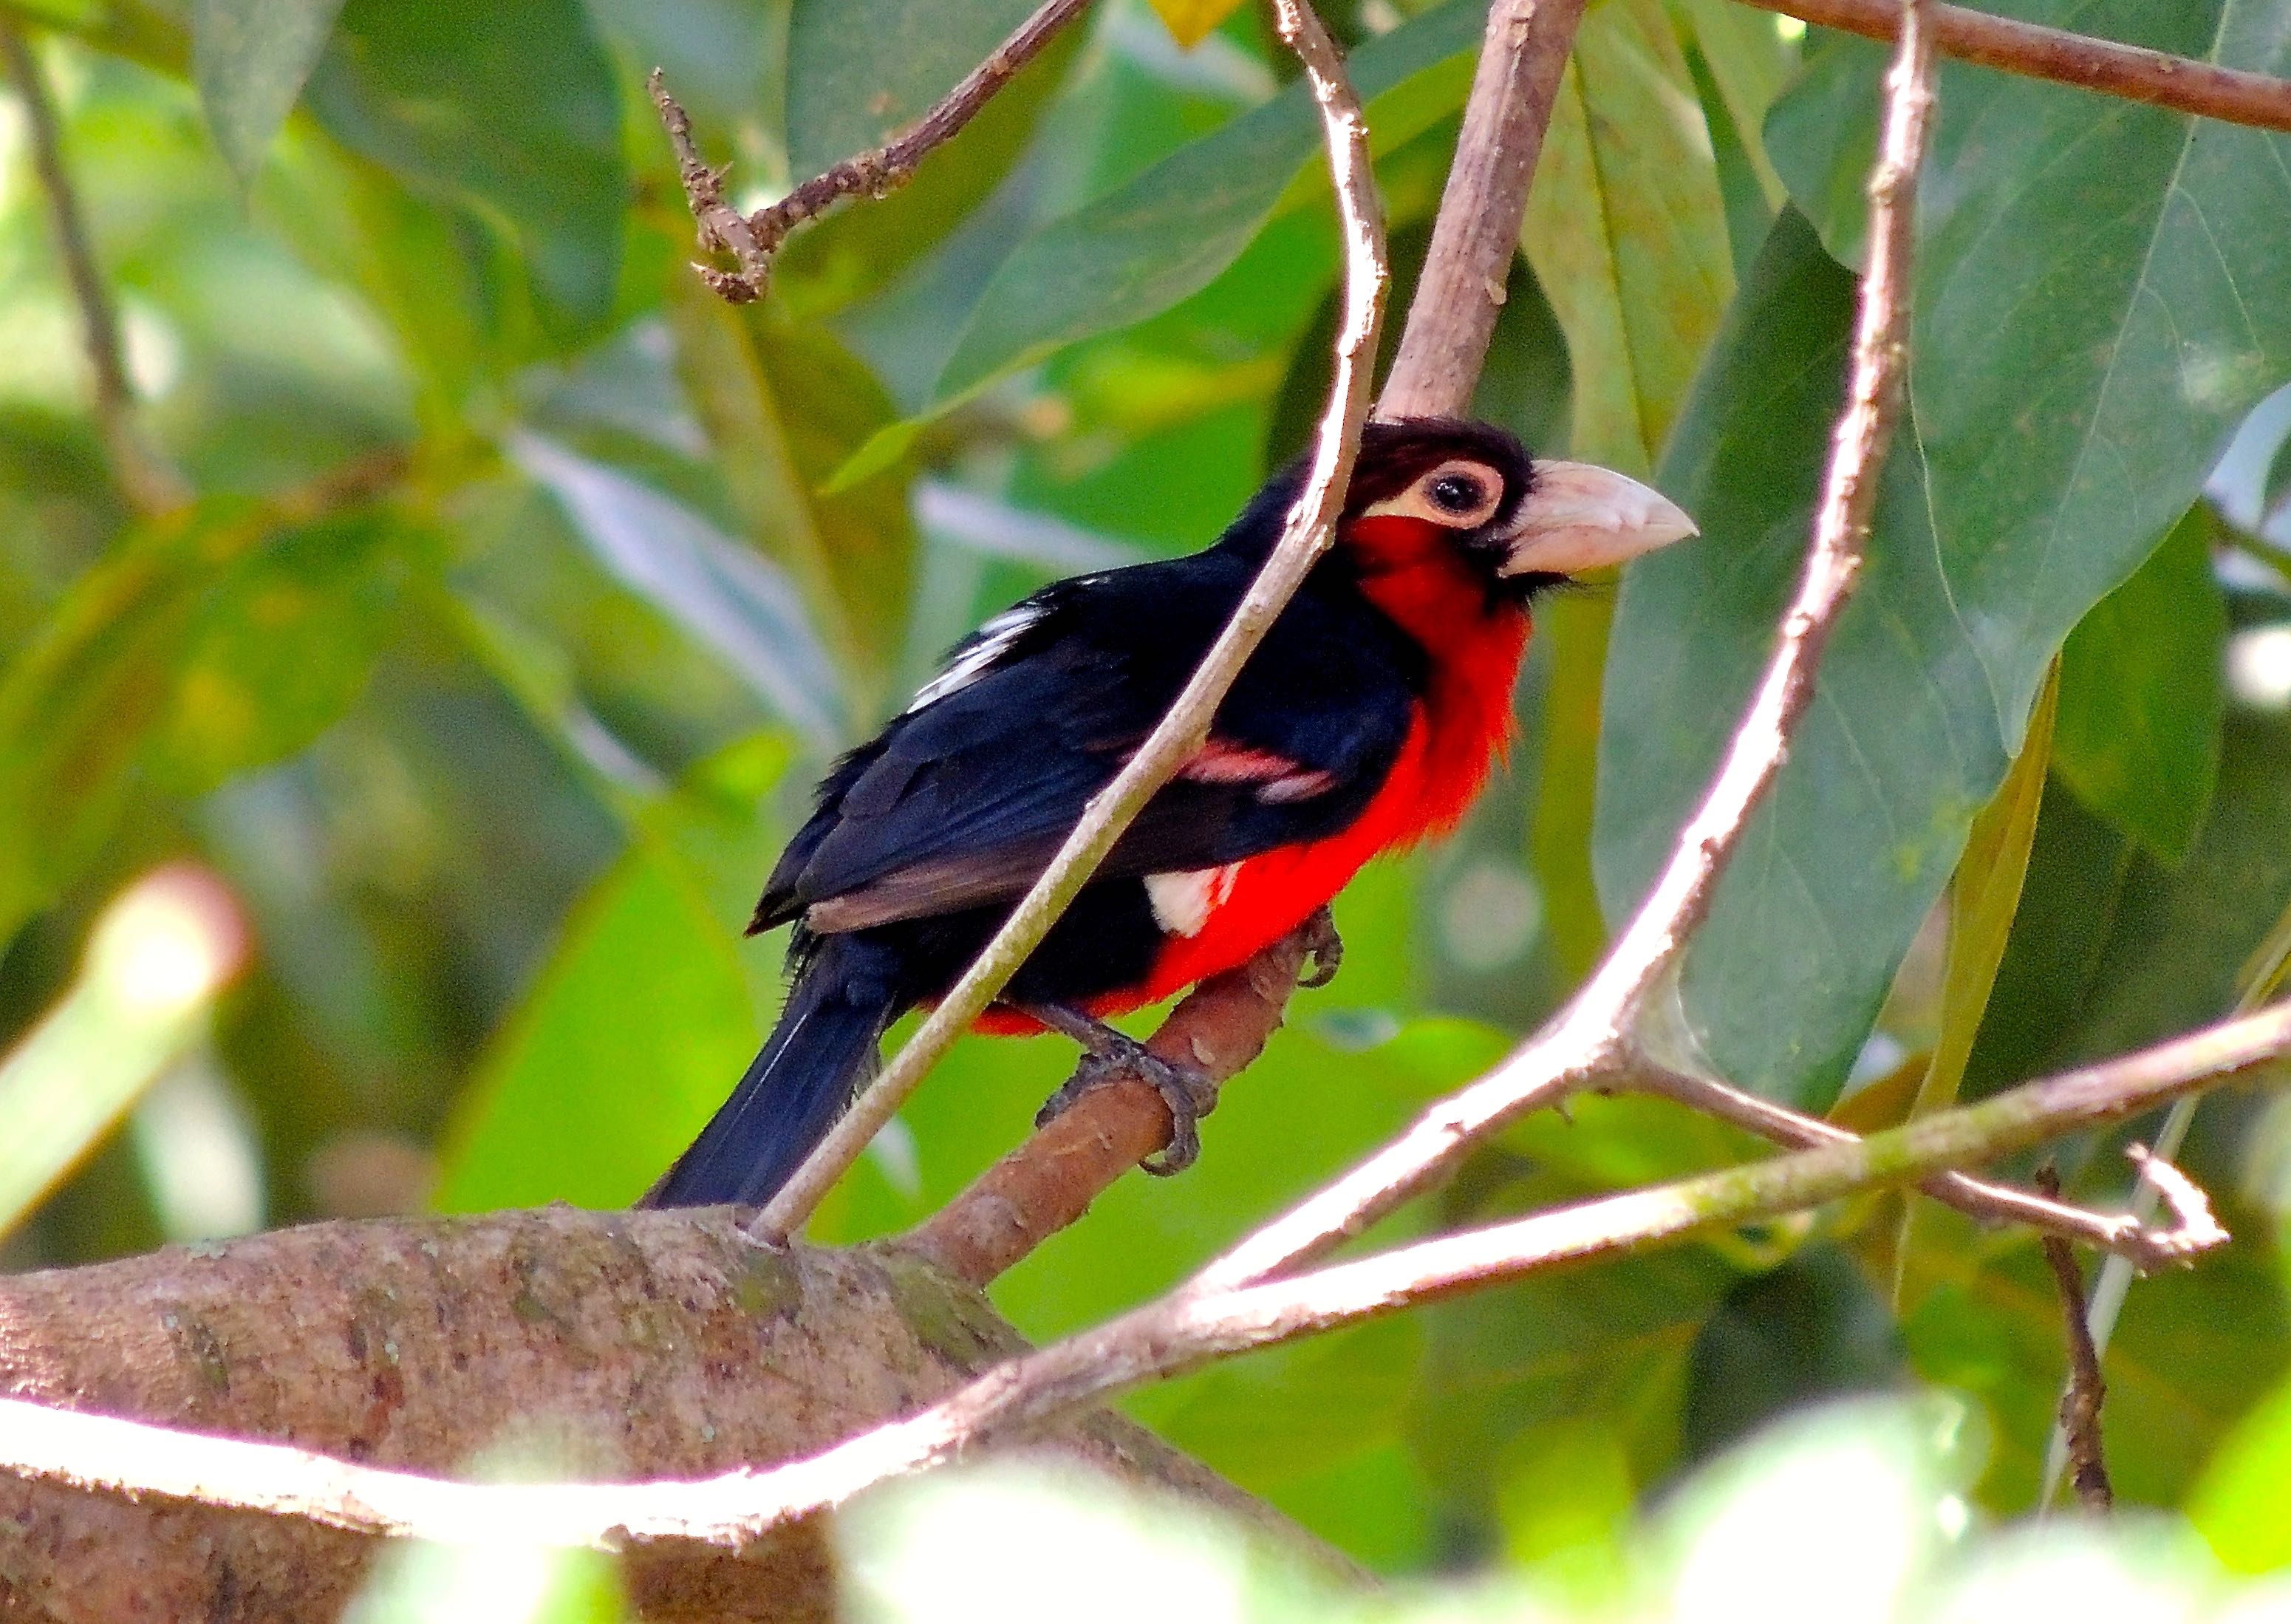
[
  {"left": 904, "top": 604, "right": 1045, "bottom": 715},
  {"left": 1144, "top": 864, "right": 1240, "bottom": 938}
]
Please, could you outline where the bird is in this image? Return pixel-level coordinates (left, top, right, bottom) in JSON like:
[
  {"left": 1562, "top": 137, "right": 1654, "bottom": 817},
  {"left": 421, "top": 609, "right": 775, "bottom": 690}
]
[{"left": 641, "top": 416, "right": 1696, "bottom": 1210}]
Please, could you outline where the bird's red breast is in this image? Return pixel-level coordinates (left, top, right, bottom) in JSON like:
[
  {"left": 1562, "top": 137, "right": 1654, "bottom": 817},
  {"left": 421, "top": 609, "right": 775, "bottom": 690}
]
[{"left": 974, "top": 513, "right": 1531, "bottom": 1031}]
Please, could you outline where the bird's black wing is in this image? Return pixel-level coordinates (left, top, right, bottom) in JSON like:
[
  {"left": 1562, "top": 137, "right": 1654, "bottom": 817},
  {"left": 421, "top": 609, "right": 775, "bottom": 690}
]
[{"left": 751, "top": 553, "right": 1421, "bottom": 935}]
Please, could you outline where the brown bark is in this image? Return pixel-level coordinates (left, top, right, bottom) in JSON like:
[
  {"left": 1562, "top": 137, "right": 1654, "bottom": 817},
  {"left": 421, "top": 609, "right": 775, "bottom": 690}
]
[{"left": 0, "top": 1209, "right": 1342, "bottom": 1621}]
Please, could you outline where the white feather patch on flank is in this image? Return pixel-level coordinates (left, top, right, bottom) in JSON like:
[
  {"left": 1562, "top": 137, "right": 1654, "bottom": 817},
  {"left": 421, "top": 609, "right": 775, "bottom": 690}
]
[
  {"left": 1144, "top": 864, "right": 1240, "bottom": 938},
  {"left": 904, "top": 604, "right": 1045, "bottom": 714}
]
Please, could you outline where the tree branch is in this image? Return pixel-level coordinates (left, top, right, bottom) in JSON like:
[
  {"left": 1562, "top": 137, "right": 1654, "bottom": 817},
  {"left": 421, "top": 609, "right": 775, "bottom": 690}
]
[
  {"left": 1741, "top": 0, "right": 2291, "bottom": 136},
  {"left": 2035, "top": 1162, "right": 2114, "bottom": 1513},
  {"left": 652, "top": 0, "right": 1091, "bottom": 302},
  {"left": 1379, "top": 0, "right": 1591, "bottom": 417},
  {"left": 1197, "top": 0, "right": 1940, "bottom": 1293},
  {"left": 0, "top": 13, "right": 188, "bottom": 516},
  {"left": 904, "top": 918, "right": 1322, "bottom": 1288},
  {"left": 750, "top": 0, "right": 1390, "bottom": 1241},
  {"left": 4, "top": 997, "right": 2279, "bottom": 1555},
  {"left": 1630, "top": 1063, "right": 2225, "bottom": 1272}
]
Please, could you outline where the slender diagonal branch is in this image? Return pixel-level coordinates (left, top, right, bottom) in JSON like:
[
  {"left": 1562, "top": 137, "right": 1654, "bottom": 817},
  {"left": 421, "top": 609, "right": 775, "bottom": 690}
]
[
  {"left": 904, "top": 918, "right": 1324, "bottom": 1287},
  {"left": 2, "top": 997, "right": 2278, "bottom": 1551},
  {"left": 1741, "top": 0, "right": 2291, "bottom": 136},
  {"left": 0, "top": 13, "right": 188, "bottom": 515},
  {"left": 1631, "top": 1064, "right": 2224, "bottom": 1271},
  {"left": 751, "top": 0, "right": 1390, "bottom": 1241},
  {"left": 1198, "top": 0, "right": 1941, "bottom": 1292},
  {"left": 652, "top": 0, "right": 1090, "bottom": 301},
  {"left": 1379, "top": 0, "right": 1591, "bottom": 417}
]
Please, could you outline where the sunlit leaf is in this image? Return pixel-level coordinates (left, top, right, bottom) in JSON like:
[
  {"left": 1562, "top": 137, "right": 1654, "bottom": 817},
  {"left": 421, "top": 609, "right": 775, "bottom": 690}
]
[
  {"left": 432, "top": 842, "right": 759, "bottom": 1212},
  {"left": 1148, "top": 0, "right": 1249, "bottom": 49},
  {"left": 193, "top": 0, "right": 348, "bottom": 185},
  {"left": 2054, "top": 508, "right": 2227, "bottom": 864},
  {"left": 2189, "top": 1374, "right": 2291, "bottom": 1574}
]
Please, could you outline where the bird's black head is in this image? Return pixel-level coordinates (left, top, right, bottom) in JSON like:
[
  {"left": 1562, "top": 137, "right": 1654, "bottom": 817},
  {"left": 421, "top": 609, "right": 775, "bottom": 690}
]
[{"left": 1228, "top": 416, "right": 1696, "bottom": 602}]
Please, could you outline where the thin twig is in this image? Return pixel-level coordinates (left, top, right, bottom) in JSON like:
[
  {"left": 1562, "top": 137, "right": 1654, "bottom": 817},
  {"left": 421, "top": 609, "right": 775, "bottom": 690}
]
[
  {"left": 2042, "top": 886, "right": 2291, "bottom": 1500},
  {"left": 1197, "top": 0, "right": 1941, "bottom": 1292},
  {"left": 1741, "top": 0, "right": 2291, "bottom": 136},
  {"left": 904, "top": 919, "right": 1323, "bottom": 1288},
  {"left": 1379, "top": 0, "right": 1591, "bottom": 417},
  {"left": 652, "top": 0, "right": 1090, "bottom": 302},
  {"left": 1633, "top": 1064, "right": 2224, "bottom": 1271},
  {"left": 0, "top": 14, "right": 188, "bottom": 515},
  {"left": 2035, "top": 1164, "right": 2114, "bottom": 1513},
  {"left": 2, "top": 997, "right": 2280, "bottom": 1550},
  {"left": 749, "top": 0, "right": 1390, "bottom": 1241}
]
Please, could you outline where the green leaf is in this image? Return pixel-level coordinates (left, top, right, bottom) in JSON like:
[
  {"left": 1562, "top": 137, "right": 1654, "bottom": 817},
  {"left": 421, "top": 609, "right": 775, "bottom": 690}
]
[
  {"left": 924, "top": 0, "right": 1490, "bottom": 412},
  {"left": 304, "top": 0, "right": 625, "bottom": 339},
  {"left": 432, "top": 839, "right": 761, "bottom": 1212},
  {"left": 1599, "top": 211, "right": 2002, "bottom": 1107},
  {"left": 1604, "top": 0, "right": 2291, "bottom": 1105},
  {"left": 666, "top": 287, "right": 918, "bottom": 716},
  {"left": 2054, "top": 508, "right": 2227, "bottom": 864},
  {"left": 1521, "top": 0, "right": 1733, "bottom": 476},
  {"left": 1681, "top": 1243, "right": 1908, "bottom": 1463},
  {"left": 1671, "top": 0, "right": 1790, "bottom": 208},
  {"left": 1897, "top": 1203, "right": 2290, "bottom": 1510},
  {"left": 785, "top": 0, "right": 1045, "bottom": 179},
  {"left": 779, "top": 0, "right": 1079, "bottom": 310},
  {"left": 1964, "top": 712, "right": 2291, "bottom": 1095},
  {"left": 193, "top": 0, "right": 348, "bottom": 185},
  {"left": 1888, "top": 668, "right": 2055, "bottom": 1294},
  {"left": 148, "top": 511, "right": 414, "bottom": 792},
  {"left": 2189, "top": 1374, "right": 2291, "bottom": 1573},
  {"left": 0, "top": 506, "right": 413, "bottom": 951}
]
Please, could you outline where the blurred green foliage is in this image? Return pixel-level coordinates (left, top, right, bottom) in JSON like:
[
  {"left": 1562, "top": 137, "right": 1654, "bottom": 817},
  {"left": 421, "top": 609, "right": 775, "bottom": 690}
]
[{"left": 1, "top": 0, "right": 2290, "bottom": 1599}]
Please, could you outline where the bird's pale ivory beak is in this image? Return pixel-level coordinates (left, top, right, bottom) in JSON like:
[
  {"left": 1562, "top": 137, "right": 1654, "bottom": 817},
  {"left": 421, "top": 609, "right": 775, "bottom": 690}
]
[{"left": 1498, "top": 460, "right": 1698, "bottom": 576}]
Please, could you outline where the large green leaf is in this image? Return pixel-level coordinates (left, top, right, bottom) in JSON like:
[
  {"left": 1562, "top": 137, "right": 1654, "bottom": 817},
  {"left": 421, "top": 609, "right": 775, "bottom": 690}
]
[
  {"left": 304, "top": 0, "right": 625, "bottom": 339},
  {"left": 926, "top": 0, "right": 1490, "bottom": 412},
  {"left": 1600, "top": 0, "right": 2291, "bottom": 1104},
  {"left": 2053, "top": 507, "right": 2227, "bottom": 864},
  {"left": 1598, "top": 211, "right": 2000, "bottom": 1106},
  {"left": 192, "top": 0, "right": 347, "bottom": 185},
  {"left": 1521, "top": 0, "right": 1732, "bottom": 477}
]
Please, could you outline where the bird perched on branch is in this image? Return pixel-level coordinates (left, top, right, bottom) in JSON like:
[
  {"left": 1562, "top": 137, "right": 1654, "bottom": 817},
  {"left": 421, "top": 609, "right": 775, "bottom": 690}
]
[{"left": 643, "top": 417, "right": 1696, "bottom": 1209}]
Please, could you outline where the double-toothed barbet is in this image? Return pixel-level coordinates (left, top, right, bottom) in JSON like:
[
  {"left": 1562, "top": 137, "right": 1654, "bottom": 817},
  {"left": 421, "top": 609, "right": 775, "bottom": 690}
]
[{"left": 643, "top": 417, "right": 1696, "bottom": 1208}]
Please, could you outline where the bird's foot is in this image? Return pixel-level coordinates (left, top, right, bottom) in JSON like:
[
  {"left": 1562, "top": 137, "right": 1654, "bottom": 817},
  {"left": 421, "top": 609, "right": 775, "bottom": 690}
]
[
  {"left": 1297, "top": 904, "right": 1343, "bottom": 989},
  {"left": 1020, "top": 1002, "right": 1219, "bottom": 1176}
]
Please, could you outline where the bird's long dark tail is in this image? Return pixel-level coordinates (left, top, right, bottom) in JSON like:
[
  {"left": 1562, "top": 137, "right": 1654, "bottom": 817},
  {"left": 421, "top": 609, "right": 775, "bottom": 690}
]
[{"left": 641, "top": 934, "right": 908, "bottom": 1210}]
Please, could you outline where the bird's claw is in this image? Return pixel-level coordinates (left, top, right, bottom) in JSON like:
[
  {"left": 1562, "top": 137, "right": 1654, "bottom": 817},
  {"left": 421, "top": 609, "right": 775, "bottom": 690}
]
[
  {"left": 1297, "top": 905, "right": 1343, "bottom": 989},
  {"left": 1034, "top": 1034, "right": 1220, "bottom": 1178}
]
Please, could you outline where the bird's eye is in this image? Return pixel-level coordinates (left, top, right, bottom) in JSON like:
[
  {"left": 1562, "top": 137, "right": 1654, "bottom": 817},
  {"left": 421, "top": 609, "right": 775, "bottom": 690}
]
[{"left": 1427, "top": 473, "right": 1486, "bottom": 514}]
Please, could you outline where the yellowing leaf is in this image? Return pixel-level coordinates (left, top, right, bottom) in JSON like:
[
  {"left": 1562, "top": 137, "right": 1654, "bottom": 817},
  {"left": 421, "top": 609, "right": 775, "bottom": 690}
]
[{"left": 1150, "top": 0, "right": 1247, "bottom": 48}]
